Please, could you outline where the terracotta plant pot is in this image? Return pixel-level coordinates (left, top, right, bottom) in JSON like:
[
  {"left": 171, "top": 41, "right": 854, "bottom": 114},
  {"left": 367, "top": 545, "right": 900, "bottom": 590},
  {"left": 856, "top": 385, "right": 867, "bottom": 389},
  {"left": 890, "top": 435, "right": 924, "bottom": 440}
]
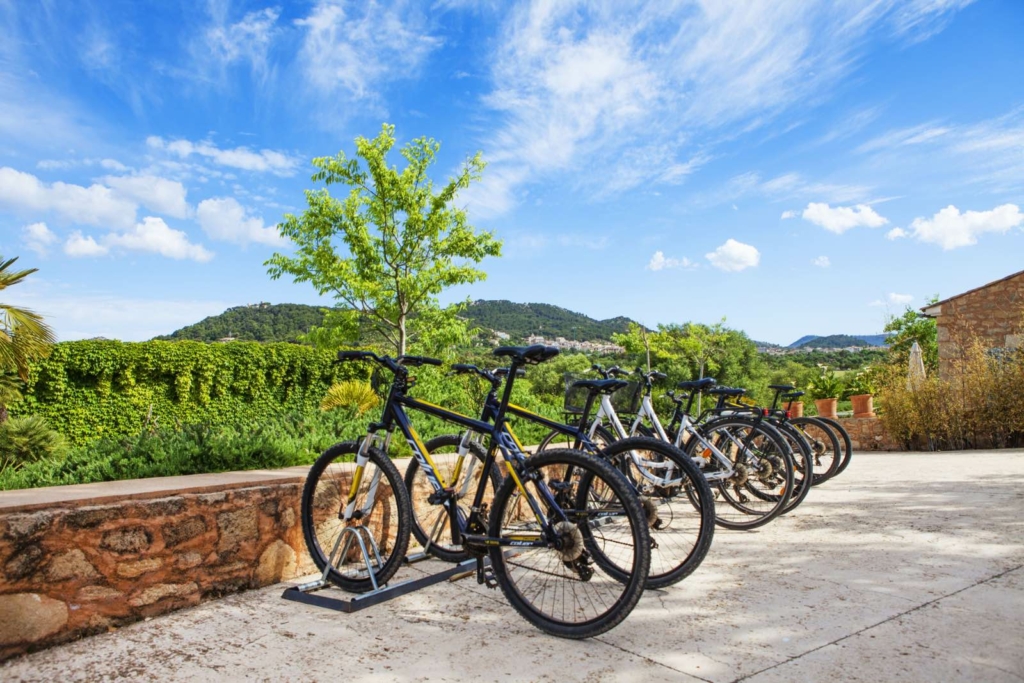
[
  {"left": 850, "top": 394, "right": 875, "bottom": 418},
  {"left": 785, "top": 401, "right": 804, "bottom": 418},
  {"left": 814, "top": 398, "right": 838, "bottom": 419}
]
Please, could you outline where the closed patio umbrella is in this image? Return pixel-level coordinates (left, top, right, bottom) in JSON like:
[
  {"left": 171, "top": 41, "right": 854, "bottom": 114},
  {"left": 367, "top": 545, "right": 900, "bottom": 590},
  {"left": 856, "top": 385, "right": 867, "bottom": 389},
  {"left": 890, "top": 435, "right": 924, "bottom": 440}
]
[{"left": 908, "top": 340, "right": 926, "bottom": 390}]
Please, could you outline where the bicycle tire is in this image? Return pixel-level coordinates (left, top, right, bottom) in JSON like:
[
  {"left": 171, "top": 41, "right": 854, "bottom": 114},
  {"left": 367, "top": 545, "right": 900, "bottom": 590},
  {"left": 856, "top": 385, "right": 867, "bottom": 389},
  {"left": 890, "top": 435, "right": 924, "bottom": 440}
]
[
  {"left": 487, "top": 449, "right": 651, "bottom": 639},
  {"left": 404, "top": 434, "right": 502, "bottom": 563},
  {"left": 301, "top": 440, "right": 411, "bottom": 592},
  {"left": 592, "top": 437, "right": 715, "bottom": 588},
  {"left": 790, "top": 417, "right": 842, "bottom": 484},
  {"left": 815, "top": 416, "right": 853, "bottom": 476},
  {"left": 687, "top": 418, "right": 794, "bottom": 530},
  {"left": 772, "top": 421, "right": 814, "bottom": 514}
]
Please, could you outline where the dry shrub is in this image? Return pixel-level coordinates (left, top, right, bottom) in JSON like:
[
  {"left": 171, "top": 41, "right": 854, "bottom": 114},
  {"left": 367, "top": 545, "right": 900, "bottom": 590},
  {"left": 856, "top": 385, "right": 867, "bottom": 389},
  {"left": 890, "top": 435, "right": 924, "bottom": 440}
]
[{"left": 877, "top": 329, "right": 1024, "bottom": 450}]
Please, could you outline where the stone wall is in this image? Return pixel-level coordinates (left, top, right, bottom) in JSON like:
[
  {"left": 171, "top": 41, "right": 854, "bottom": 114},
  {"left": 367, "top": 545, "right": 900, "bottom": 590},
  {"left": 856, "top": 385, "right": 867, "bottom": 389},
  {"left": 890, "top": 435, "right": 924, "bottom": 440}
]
[
  {"left": 0, "top": 472, "right": 316, "bottom": 662},
  {"left": 836, "top": 416, "right": 900, "bottom": 452},
  {"left": 930, "top": 270, "right": 1024, "bottom": 377}
]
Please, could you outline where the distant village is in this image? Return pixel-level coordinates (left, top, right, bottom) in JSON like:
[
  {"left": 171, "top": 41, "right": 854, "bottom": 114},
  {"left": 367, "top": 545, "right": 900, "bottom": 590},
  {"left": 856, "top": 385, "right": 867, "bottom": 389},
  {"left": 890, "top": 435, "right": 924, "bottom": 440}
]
[
  {"left": 755, "top": 343, "right": 881, "bottom": 355},
  {"left": 485, "top": 329, "right": 624, "bottom": 354}
]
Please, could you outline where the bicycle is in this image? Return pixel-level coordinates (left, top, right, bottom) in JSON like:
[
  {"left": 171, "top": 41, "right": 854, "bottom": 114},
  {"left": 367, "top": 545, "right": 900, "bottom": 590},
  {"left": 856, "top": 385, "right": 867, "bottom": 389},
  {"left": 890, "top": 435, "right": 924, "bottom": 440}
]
[
  {"left": 548, "top": 365, "right": 795, "bottom": 530},
  {"left": 416, "top": 363, "right": 715, "bottom": 589},
  {"left": 300, "top": 345, "right": 652, "bottom": 638}
]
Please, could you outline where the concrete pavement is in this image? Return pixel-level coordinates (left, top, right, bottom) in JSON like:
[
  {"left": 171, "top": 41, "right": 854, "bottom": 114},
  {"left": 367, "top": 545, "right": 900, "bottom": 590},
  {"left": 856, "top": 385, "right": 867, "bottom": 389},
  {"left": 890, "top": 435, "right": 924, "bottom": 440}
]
[{"left": 3, "top": 451, "right": 1023, "bottom": 682}]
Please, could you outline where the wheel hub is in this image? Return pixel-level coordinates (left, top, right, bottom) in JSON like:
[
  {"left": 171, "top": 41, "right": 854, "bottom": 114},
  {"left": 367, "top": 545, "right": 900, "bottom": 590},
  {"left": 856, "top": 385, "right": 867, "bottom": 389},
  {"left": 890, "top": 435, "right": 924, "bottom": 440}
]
[{"left": 553, "top": 521, "right": 585, "bottom": 562}]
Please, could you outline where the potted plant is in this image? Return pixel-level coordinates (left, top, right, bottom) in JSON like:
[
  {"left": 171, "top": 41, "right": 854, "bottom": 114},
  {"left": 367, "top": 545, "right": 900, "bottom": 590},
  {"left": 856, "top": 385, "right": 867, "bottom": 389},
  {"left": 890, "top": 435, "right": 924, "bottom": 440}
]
[
  {"left": 845, "top": 369, "right": 876, "bottom": 418},
  {"left": 808, "top": 367, "right": 842, "bottom": 419}
]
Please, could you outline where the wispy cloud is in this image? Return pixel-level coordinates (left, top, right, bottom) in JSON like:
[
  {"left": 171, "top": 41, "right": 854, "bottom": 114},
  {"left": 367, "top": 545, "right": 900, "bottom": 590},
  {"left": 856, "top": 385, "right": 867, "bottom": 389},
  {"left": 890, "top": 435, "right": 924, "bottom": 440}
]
[
  {"left": 295, "top": 0, "right": 439, "bottom": 116},
  {"left": 146, "top": 136, "right": 300, "bottom": 176},
  {"left": 471, "top": 1, "right": 966, "bottom": 216},
  {"left": 647, "top": 251, "right": 694, "bottom": 271}
]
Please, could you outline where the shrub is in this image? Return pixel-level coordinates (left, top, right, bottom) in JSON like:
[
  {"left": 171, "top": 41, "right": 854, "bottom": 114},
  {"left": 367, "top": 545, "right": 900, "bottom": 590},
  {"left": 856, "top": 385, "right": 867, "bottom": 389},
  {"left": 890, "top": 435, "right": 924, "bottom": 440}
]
[
  {"left": 876, "top": 340, "right": 1024, "bottom": 450},
  {"left": 0, "top": 415, "right": 65, "bottom": 465},
  {"left": 808, "top": 368, "right": 842, "bottom": 399},
  {"left": 320, "top": 380, "right": 379, "bottom": 415}
]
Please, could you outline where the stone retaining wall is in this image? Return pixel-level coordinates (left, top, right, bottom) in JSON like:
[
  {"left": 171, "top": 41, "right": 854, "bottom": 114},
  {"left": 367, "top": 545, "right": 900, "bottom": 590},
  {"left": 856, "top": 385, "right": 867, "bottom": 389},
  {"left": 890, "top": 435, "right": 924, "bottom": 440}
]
[
  {"left": 836, "top": 416, "right": 900, "bottom": 451},
  {"left": 0, "top": 470, "right": 316, "bottom": 662}
]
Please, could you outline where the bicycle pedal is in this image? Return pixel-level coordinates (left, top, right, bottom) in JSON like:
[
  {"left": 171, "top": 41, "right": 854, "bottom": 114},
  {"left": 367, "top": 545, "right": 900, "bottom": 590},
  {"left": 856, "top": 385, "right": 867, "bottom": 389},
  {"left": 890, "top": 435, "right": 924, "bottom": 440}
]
[{"left": 475, "top": 558, "right": 498, "bottom": 589}]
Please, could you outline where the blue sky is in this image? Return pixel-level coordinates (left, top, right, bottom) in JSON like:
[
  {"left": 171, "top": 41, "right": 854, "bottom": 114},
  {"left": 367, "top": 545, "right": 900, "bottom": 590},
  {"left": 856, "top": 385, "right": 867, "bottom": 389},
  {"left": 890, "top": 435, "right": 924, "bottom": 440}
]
[{"left": 1, "top": 0, "right": 1022, "bottom": 345}]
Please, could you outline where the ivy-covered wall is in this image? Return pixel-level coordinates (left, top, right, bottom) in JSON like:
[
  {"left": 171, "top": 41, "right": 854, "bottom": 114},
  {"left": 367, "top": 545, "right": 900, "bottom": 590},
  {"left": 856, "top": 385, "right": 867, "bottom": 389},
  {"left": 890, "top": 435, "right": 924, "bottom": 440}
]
[{"left": 13, "top": 341, "right": 358, "bottom": 446}]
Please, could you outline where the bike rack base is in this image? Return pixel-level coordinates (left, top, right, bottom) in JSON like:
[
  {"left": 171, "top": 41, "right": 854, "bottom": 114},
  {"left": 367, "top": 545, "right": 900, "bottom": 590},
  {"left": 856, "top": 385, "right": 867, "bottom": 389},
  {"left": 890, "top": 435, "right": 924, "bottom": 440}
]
[{"left": 280, "top": 557, "right": 480, "bottom": 614}]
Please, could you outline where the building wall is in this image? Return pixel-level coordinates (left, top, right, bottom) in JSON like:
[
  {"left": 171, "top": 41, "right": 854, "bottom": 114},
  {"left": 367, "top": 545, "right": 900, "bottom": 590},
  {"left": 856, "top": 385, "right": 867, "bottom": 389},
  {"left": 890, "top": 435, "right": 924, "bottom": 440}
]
[{"left": 932, "top": 271, "right": 1024, "bottom": 376}]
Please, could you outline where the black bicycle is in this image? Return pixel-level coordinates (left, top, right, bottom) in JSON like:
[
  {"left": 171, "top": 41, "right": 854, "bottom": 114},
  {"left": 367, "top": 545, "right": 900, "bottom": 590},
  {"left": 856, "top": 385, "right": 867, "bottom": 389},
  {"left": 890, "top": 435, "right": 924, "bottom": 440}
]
[{"left": 300, "top": 345, "right": 652, "bottom": 639}]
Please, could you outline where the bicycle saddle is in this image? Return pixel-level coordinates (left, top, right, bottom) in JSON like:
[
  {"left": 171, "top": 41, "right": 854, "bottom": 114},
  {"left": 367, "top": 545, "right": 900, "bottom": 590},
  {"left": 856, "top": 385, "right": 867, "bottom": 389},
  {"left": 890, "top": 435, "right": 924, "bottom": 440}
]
[
  {"left": 677, "top": 377, "right": 716, "bottom": 391},
  {"left": 706, "top": 386, "right": 745, "bottom": 397},
  {"left": 571, "top": 378, "right": 628, "bottom": 394},
  {"left": 782, "top": 391, "right": 806, "bottom": 400},
  {"left": 493, "top": 344, "right": 559, "bottom": 364},
  {"left": 768, "top": 383, "right": 795, "bottom": 392}
]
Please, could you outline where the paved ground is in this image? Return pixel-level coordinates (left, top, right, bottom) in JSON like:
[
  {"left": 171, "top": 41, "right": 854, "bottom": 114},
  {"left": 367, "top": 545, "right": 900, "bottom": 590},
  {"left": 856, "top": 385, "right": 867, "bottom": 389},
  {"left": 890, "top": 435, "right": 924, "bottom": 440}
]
[{"left": 4, "top": 451, "right": 1023, "bottom": 682}]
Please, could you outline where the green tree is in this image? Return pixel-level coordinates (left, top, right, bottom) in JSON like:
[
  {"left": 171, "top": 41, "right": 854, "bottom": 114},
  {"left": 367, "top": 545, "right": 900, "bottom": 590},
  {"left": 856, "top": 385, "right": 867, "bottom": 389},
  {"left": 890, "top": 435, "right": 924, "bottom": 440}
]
[
  {"left": 884, "top": 297, "right": 938, "bottom": 371},
  {"left": 267, "top": 124, "right": 502, "bottom": 357},
  {"left": 0, "top": 256, "right": 56, "bottom": 381}
]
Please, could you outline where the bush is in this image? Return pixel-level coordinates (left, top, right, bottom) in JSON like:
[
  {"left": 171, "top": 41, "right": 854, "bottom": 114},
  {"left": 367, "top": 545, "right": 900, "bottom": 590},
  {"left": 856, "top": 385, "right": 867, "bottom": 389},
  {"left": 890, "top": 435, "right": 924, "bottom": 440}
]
[
  {"left": 320, "top": 380, "right": 379, "bottom": 415},
  {"left": 0, "top": 415, "right": 65, "bottom": 465},
  {"left": 876, "top": 341, "right": 1024, "bottom": 450},
  {"left": 0, "top": 410, "right": 368, "bottom": 491}
]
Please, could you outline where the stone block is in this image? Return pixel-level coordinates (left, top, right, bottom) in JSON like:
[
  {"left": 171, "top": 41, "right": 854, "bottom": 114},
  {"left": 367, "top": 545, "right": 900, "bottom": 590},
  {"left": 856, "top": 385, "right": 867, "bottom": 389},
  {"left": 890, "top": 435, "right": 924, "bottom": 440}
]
[
  {"left": 4, "top": 512, "right": 53, "bottom": 540},
  {"left": 100, "top": 527, "right": 153, "bottom": 554},
  {"left": 0, "top": 593, "right": 68, "bottom": 646},
  {"left": 162, "top": 516, "right": 207, "bottom": 548},
  {"left": 217, "top": 508, "right": 258, "bottom": 551},
  {"left": 75, "top": 585, "right": 124, "bottom": 602},
  {"left": 4, "top": 544, "right": 44, "bottom": 580},
  {"left": 64, "top": 506, "right": 121, "bottom": 529},
  {"left": 46, "top": 549, "right": 99, "bottom": 582},
  {"left": 128, "top": 582, "right": 198, "bottom": 607},
  {"left": 177, "top": 551, "right": 203, "bottom": 569},
  {"left": 255, "top": 540, "right": 297, "bottom": 586},
  {"left": 116, "top": 558, "right": 163, "bottom": 578}
]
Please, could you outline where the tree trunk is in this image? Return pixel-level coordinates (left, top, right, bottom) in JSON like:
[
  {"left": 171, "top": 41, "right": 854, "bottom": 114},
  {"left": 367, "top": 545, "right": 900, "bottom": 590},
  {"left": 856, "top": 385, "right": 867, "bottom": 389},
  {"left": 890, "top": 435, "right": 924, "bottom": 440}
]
[
  {"left": 398, "top": 316, "right": 407, "bottom": 357},
  {"left": 0, "top": 405, "right": 8, "bottom": 424}
]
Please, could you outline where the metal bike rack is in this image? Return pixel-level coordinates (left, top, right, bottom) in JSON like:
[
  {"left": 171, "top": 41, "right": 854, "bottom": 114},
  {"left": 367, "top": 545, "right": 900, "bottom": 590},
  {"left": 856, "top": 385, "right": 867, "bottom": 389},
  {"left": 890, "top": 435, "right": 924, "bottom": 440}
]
[{"left": 280, "top": 526, "right": 482, "bottom": 614}]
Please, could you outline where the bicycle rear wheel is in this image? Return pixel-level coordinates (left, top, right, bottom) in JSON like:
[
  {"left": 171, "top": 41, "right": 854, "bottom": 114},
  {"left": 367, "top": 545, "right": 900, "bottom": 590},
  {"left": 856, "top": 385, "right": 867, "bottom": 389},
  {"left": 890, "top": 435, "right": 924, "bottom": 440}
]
[
  {"left": 404, "top": 434, "right": 501, "bottom": 563},
  {"left": 301, "top": 440, "right": 411, "bottom": 592},
  {"left": 595, "top": 437, "right": 715, "bottom": 588},
  {"left": 815, "top": 416, "right": 854, "bottom": 477},
  {"left": 773, "top": 422, "right": 814, "bottom": 514},
  {"left": 790, "top": 417, "right": 842, "bottom": 484},
  {"left": 488, "top": 449, "right": 651, "bottom": 639},
  {"left": 688, "top": 419, "right": 794, "bottom": 530}
]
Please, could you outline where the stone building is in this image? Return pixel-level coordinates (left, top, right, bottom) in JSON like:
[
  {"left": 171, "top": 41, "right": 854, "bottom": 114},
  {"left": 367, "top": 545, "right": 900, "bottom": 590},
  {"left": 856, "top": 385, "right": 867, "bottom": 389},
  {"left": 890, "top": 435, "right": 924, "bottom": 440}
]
[{"left": 921, "top": 268, "right": 1024, "bottom": 376}]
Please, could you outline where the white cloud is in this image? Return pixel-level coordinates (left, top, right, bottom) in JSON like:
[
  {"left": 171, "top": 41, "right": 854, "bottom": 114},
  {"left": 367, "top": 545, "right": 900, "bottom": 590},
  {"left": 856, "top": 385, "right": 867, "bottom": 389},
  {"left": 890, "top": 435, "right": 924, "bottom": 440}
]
[
  {"left": 105, "top": 217, "right": 214, "bottom": 262},
  {"left": 801, "top": 202, "right": 888, "bottom": 234},
  {"left": 886, "top": 227, "right": 908, "bottom": 240},
  {"left": 909, "top": 204, "right": 1023, "bottom": 250},
  {"left": 0, "top": 166, "right": 136, "bottom": 229},
  {"left": 780, "top": 210, "right": 797, "bottom": 219},
  {"left": 64, "top": 231, "right": 110, "bottom": 258},
  {"left": 706, "top": 239, "right": 760, "bottom": 272},
  {"left": 812, "top": 256, "right": 830, "bottom": 268},
  {"left": 199, "top": 7, "right": 280, "bottom": 83},
  {"left": 647, "top": 251, "right": 693, "bottom": 271},
  {"left": 295, "top": 1, "right": 438, "bottom": 105},
  {"left": 146, "top": 136, "right": 300, "bottom": 176},
  {"left": 196, "top": 197, "right": 285, "bottom": 247},
  {"left": 470, "top": 1, "right": 968, "bottom": 215},
  {"left": 102, "top": 175, "right": 190, "bottom": 219},
  {"left": 22, "top": 222, "right": 58, "bottom": 256},
  {"left": 100, "top": 159, "right": 129, "bottom": 172},
  {"left": 889, "top": 292, "right": 914, "bottom": 305}
]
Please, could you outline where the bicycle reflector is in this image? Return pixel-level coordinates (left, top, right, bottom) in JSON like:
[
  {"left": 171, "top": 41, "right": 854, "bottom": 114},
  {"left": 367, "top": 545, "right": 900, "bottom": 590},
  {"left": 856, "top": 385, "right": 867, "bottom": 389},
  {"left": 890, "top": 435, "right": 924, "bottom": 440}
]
[
  {"left": 762, "top": 408, "right": 769, "bottom": 417},
  {"left": 785, "top": 410, "right": 791, "bottom": 419}
]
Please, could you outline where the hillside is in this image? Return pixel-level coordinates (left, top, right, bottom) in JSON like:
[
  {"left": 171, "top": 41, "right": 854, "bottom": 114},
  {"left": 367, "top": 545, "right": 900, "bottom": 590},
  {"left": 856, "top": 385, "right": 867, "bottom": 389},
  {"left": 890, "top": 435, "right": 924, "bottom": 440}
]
[
  {"left": 156, "top": 300, "right": 637, "bottom": 343},
  {"left": 465, "top": 300, "right": 635, "bottom": 341},
  {"left": 155, "top": 303, "right": 328, "bottom": 342},
  {"left": 792, "top": 334, "right": 888, "bottom": 349}
]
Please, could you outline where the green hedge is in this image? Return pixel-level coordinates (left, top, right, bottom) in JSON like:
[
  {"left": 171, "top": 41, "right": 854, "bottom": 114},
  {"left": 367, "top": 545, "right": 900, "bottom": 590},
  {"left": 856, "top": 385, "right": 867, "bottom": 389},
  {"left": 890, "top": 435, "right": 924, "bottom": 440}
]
[{"left": 12, "top": 341, "right": 360, "bottom": 446}]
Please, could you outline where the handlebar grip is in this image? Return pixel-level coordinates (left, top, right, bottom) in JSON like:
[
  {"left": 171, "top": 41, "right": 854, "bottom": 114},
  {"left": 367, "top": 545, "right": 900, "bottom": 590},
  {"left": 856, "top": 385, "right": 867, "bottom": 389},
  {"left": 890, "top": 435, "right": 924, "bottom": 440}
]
[
  {"left": 652, "top": 371, "right": 667, "bottom": 381},
  {"left": 398, "top": 355, "right": 443, "bottom": 367},
  {"left": 451, "top": 363, "right": 477, "bottom": 374},
  {"left": 337, "top": 350, "right": 371, "bottom": 362}
]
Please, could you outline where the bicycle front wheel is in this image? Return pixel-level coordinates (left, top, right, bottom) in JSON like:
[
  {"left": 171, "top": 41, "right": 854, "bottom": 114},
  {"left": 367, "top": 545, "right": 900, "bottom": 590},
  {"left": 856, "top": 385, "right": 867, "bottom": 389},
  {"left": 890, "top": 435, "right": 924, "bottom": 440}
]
[
  {"left": 488, "top": 449, "right": 651, "bottom": 639},
  {"left": 301, "top": 440, "right": 411, "bottom": 592},
  {"left": 790, "top": 417, "right": 842, "bottom": 484}
]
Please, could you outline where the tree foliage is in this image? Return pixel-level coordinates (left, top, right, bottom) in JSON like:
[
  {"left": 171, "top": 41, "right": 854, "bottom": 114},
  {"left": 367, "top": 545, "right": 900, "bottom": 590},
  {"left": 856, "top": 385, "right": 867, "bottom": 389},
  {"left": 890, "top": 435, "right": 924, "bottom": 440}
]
[
  {"left": 0, "top": 256, "right": 56, "bottom": 380},
  {"left": 266, "top": 123, "right": 502, "bottom": 356},
  {"left": 884, "top": 298, "right": 939, "bottom": 371}
]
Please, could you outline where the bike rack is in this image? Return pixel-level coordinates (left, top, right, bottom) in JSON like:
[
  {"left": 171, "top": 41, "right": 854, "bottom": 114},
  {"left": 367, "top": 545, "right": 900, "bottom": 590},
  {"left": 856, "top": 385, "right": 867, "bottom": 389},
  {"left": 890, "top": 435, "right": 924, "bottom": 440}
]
[{"left": 280, "top": 525, "right": 482, "bottom": 614}]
